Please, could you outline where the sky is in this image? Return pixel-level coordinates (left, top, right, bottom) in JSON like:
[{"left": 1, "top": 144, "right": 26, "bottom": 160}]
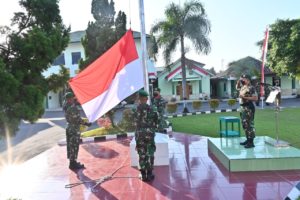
[{"left": 0, "top": 0, "right": 300, "bottom": 72}]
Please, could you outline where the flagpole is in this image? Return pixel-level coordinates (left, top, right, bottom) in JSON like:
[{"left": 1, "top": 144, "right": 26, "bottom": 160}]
[
  {"left": 138, "top": 0, "right": 150, "bottom": 103},
  {"left": 260, "top": 26, "right": 269, "bottom": 109}
]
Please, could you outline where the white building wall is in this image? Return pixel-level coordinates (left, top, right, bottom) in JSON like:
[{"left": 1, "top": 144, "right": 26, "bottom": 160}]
[
  {"left": 47, "top": 91, "right": 60, "bottom": 109},
  {"left": 64, "top": 43, "right": 86, "bottom": 77}
]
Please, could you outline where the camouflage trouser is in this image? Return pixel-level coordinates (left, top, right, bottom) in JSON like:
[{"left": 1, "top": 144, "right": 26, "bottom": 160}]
[
  {"left": 135, "top": 130, "right": 156, "bottom": 171},
  {"left": 66, "top": 126, "right": 80, "bottom": 161},
  {"left": 158, "top": 114, "right": 168, "bottom": 132},
  {"left": 240, "top": 106, "right": 256, "bottom": 139}
]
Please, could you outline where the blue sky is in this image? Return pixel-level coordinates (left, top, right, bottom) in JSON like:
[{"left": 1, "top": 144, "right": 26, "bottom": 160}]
[{"left": 0, "top": 0, "right": 299, "bottom": 72}]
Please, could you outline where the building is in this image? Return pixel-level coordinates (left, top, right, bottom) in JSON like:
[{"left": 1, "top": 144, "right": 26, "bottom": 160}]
[
  {"left": 157, "top": 58, "right": 213, "bottom": 101},
  {"left": 44, "top": 30, "right": 157, "bottom": 109},
  {"left": 212, "top": 56, "right": 300, "bottom": 99}
]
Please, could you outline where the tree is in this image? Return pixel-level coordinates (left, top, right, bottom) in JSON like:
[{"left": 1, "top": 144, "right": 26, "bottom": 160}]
[
  {"left": 79, "top": 0, "right": 127, "bottom": 126},
  {"left": 79, "top": 0, "right": 127, "bottom": 70},
  {"left": 226, "top": 56, "right": 262, "bottom": 78},
  {"left": 207, "top": 67, "right": 217, "bottom": 75},
  {"left": 46, "top": 65, "right": 70, "bottom": 92},
  {"left": 266, "top": 19, "right": 300, "bottom": 79},
  {"left": 151, "top": 0, "right": 211, "bottom": 112},
  {"left": 0, "top": 0, "right": 69, "bottom": 136}
]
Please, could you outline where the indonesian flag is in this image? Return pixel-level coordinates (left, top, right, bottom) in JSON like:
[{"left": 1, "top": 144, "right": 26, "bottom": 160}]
[
  {"left": 260, "top": 27, "right": 269, "bottom": 97},
  {"left": 69, "top": 30, "right": 143, "bottom": 122}
]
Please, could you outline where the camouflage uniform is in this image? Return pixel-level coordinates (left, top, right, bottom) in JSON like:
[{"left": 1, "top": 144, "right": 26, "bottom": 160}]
[
  {"left": 238, "top": 84, "right": 257, "bottom": 141},
  {"left": 152, "top": 96, "right": 168, "bottom": 132},
  {"left": 63, "top": 94, "right": 87, "bottom": 169},
  {"left": 133, "top": 91, "right": 158, "bottom": 181}
]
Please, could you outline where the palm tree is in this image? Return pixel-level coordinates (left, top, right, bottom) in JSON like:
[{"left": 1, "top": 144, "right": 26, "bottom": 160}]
[{"left": 151, "top": 0, "right": 211, "bottom": 112}]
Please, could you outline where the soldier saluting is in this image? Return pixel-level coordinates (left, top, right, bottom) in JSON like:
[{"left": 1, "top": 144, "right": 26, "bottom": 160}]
[
  {"left": 63, "top": 92, "right": 91, "bottom": 170},
  {"left": 236, "top": 74, "right": 258, "bottom": 148},
  {"left": 133, "top": 90, "right": 158, "bottom": 181}
]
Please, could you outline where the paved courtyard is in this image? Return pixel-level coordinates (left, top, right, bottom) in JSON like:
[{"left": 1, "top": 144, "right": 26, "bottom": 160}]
[{"left": 0, "top": 132, "right": 299, "bottom": 200}]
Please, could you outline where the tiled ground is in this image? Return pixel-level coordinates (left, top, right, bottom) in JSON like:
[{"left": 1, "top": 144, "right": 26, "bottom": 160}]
[{"left": 0, "top": 132, "right": 299, "bottom": 200}]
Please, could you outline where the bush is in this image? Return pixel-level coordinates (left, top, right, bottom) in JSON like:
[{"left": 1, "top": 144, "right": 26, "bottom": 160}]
[
  {"left": 81, "top": 127, "right": 120, "bottom": 137},
  {"left": 118, "top": 108, "right": 135, "bottom": 132},
  {"left": 209, "top": 99, "right": 220, "bottom": 111},
  {"left": 227, "top": 99, "right": 236, "bottom": 107},
  {"left": 166, "top": 102, "right": 177, "bottom": 113},
  {"left": 192, "top": 100, "right": 202, "bottom": 111},
  {"left": 170, "top": 96, "right": 177, "bottom": 102}
]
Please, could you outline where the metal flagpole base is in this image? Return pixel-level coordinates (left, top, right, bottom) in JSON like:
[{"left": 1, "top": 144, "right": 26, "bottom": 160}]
[{"left": 265, "top": 137, "right": 289, "bottom": 148}]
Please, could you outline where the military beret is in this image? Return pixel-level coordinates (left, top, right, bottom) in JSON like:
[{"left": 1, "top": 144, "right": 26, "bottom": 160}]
[
  {"left": 65, "top": 92, "right": 75, "bottom": 99},
  {"left": 138, "top": 90, "right": 149, "bottom": 97},
  {"left": 241, "top": 74, "right": 251, "bottom": 80}
]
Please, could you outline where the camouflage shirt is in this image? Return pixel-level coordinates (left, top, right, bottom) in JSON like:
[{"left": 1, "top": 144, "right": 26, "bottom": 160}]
[
  {"left": 133, "top": 103, "right": 158, "bottom": 130},
  {"left": 63, "top": 101, "right": 85, "bottom": 130},
  {"left": 238, "top": 85, "right": 257, "bottom": 105},
  {"left": 152, "top": 96, "right": 166, "bottom": 115}
]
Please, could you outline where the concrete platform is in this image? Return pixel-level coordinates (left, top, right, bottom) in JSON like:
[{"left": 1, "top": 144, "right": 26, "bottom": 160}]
[
  {"left": 130, "top": 132, "right": 169, "bottom": 167},
  {"left": 208, "top": 136, "right": 300, "bottom": 172}
]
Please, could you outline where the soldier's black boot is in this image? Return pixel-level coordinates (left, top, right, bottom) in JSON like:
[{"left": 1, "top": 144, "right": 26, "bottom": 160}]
[
  {"left": 140, "top": 170, "right": 147, "bottom": 182},
  {"left": 244, "top": 138, "right": 255, "bottom": 148},
  {"left": 240, "top": 139, "right": 248, "bottom": 145},
  {"left": 69, "top": 160, "right": 78, "bottom": 170},
  {"left": 146, "top": 170, "right": 155, "bottom": 181},
  {"left": 75, "top": 161, "right": 85, "bottom": 169},
  {"left": 69, "top": 160, "right": 84, "bottom": 170}
]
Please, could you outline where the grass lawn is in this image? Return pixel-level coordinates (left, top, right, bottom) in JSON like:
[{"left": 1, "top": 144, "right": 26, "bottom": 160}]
[{"left": 169, "top": 108, "right": 300, "bottom": 148}]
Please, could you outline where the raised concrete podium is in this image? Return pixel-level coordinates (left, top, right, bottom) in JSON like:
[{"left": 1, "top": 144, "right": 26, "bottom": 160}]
[{"left": 130, "top": 132, "right": 169, "bottom": 167}]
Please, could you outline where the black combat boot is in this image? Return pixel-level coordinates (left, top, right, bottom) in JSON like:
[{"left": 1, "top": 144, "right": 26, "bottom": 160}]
[
  {"left": 69, "top": 160, "right": 85, "bottom": 170},
  {"left": 140, "top": 170, "right": 147, "bottom": 182},
  {"left": 244, "top": 138, "right": 255, "bottom": 148},
  {"left": 240, "top": 139, "right": 248, "bottom": 145},
  {"left": 146, "top": 170, "right": 155, "bottom": 181},
  {"left": 75, "top": 161, "right": 85, "bottom": 169}
]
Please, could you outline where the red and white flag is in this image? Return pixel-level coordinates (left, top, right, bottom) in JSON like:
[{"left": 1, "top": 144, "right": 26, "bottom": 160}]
[
  {"left": 69, "top": 30, "right": 143, "bottom": 122},
  {"left": 260, "top": 27, "right": 269, "bottom": 97}
]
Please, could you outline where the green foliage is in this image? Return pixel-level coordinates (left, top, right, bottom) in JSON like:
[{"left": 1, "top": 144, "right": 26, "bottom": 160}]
[
  {"left": 79, "top": 0, "right": 127, "bottom": 70},
  {"left": 166, "top": 102, "right": 178, "bottom": 113},
  {"left": 150, "top": 0, "right": 211, "bottom": 101},
  {"left": 267, "top": 19, "right": 300, "bottom": 79},
  {"left": 192, "top": 100, "right": 202, "bottom": 111},
  {"left": 208, "top": 99, "right": 219, "bottom": 110},
  {"left": 226, "top": 56, "right": 262, "bottom": 78},
  {"left": 227, "top": 99, "right": 236, "bottom": 107},
  {"left": 46, "top": 66, "right": 70, "bottom": 92},
  {"left": 0, "top": 0, "right": 69, "bottom": 136},
  {"left": 118, "top": 108, "right": 135, "bottom": 132}
]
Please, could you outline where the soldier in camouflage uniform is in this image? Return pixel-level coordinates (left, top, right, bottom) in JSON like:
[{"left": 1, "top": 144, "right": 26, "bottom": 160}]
[
  {"left": 133, "top": 90, "right": 158, "bottom": 181},
  {"left": 152, "top": 89, "right": 168, "bottom": 133},
  {"left": 236, "top": 74, "right": 258, "bottom": 148},
  {"left": 63, "top": 92, "right": 91, "bottom": 170}
]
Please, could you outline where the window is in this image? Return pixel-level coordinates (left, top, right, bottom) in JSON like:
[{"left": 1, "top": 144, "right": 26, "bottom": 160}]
[
  {"left": 52, "top": 53, "right": 65, "bottom": 65},
  {"left": 72, "top": 52, "right": 81, "bottom": 64},
  {"left": 292, "top": 78, "right": 296, "bottom": 89},
  {"left": 199, "top": 80, "right": 202, "bottom": 93},
  {"left": 224, "top": 82, "right": 227, "bottom": 91}
]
